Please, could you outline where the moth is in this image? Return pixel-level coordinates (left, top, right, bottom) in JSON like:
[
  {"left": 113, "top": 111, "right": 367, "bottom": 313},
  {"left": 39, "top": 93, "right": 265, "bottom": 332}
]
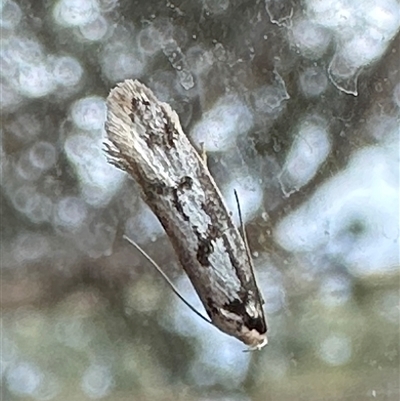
[{"left": 104, "top": 79, "right": 268, "bottom": 349}]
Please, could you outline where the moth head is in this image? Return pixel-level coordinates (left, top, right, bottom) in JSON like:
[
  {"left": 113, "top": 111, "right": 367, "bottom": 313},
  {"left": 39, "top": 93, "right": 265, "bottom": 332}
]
[
  {"left": 241, "top": 328, "right": 268, "bottom": 351},
  {"left": 212, "top": 302, "right": 268, "bottom": 349}
]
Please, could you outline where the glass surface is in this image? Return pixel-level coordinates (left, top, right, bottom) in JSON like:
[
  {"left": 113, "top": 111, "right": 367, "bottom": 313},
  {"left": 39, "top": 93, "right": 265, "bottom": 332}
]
[{"left": 1, "top": 1, "right": 399, "bottom": 400}]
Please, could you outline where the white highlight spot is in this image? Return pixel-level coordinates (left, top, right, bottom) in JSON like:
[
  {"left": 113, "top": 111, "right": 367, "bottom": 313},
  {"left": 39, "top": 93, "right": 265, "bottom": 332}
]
[
  {"left": 52, "top": 56, "right": 84, "bottom": 87},
  {"left": 137, "top": 20, "right": 173, "bottom": 55},
  {"left": 12, "top": 186, "right": 39, "bottom": 213},
  {"left": 186, "top": 45, "right": 213, "bottom": 76},
  {"left": 12, "top": 232, "right": 50, "bottom": 264},
  {"left": 223, "top": 175, "right": 264, "bottom": 224},
  {"left": 275, "top": 144, "right": 399, "bottom": 276},
  {"left": 1, "top": 36, "right": 44, "bottom": 75},
  {"left": 6, "top": 362, "right": 42, "bottom": 396},
  {"left": 79, "top": 15, "right": 109, "bottom": 41},
  {"left": 305, "top": 0, "right": 400, "bottom": 95},
  {"left": 252, "top": 72, "right": 290, "bottom": 119},
  {"left": 0, "top": 0, "right": 22, "bottom": 29},
  {"left": 365, "top": 2, "right": 400, "bottom": 40},
  {"left": 319, "top": 275, "right": 352, "bottom": 307},
  {"left": 53, "top": 0, "right": 99, "bottom": 27},
  {"left": 307, "top": 0, "right": 356, "bottom": 31},
  {"left": 64, "top": 133, "right": 125, "bottom": 207},
  {"left": 125, "top": 204, "right": 165, "bottom": 244},
  {"left": 191, "top": 95, "right": 254, "bottom": 152},
  {"left": 279, "top": 117, "right": 331, "bottom": 194},
  {"left": 28, "top": 141, "right": 57, "bottom": 171},
  {"left": 18, "top": 63, "right": 55, "bottom": 98},
  {"left": 100, "top": 44, "right": 146, "bottom": 83},
  {"left": 16, "top": 151, "right": 44, "bottom": 181},
  {"left": 189, "top": 336, "right": 251, "bottom": 387},
  {"left": 32, "top": 373, "right": 61, "bottom": 400},
  {"left": 318, "top": 334, "right": 352, "bottom": 366},
  {"left": 256, "top": 263, "right": 286, "bottom": 314},
  {"left": 11, "top": 186, "right": 53, "bottom": 224},
  {"left": 54, "top": 196, "right": 88, "bottom": 230},
  {"left": 299, "top": 66, "right": 328, "bottom": 97},
  {"left": 81, "top": 363, "right": 113, "bottom": 398},
  {"left": 70, "top": 96, "right": 106, "bottom": 131},
  {"left": 290, "top": 18, "right": 331, "bottom": 58}
]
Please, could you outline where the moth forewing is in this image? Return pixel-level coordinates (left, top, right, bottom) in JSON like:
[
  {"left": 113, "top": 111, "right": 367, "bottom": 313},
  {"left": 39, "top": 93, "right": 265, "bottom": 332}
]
[{"left": 104, "top": 79, "right": 268, "bottom": 349}]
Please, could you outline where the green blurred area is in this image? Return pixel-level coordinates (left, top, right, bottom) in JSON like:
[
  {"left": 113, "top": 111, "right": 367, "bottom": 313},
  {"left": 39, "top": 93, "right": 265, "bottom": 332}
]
[{"left": 2, "top": 259, "right": 399, "bottom": 400}]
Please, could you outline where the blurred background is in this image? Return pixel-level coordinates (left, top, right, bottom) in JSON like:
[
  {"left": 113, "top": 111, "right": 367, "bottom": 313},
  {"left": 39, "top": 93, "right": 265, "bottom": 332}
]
[{"left": 1, "top": 0, "right": 399, "bottom": 400}]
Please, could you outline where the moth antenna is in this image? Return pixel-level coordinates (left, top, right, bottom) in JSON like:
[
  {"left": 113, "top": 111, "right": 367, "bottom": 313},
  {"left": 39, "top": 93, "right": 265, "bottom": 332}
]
[
  {"left": 233, "top": 190, "right": 248, "bottom": 250},
  {"left": 122, "top": 235, "right": 213, "bottom": 325},
  {"left": 233, "top": 190, "right": 265, "bottom": 306}
]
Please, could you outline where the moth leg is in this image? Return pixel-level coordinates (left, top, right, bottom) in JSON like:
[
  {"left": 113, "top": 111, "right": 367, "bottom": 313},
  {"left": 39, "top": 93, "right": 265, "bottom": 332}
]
[
  {"left": 258, "top": 290, "right": 266, "bottom": 305},
  {"left": 199, "top": 142, "right": 208, "bottom": 166}
]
